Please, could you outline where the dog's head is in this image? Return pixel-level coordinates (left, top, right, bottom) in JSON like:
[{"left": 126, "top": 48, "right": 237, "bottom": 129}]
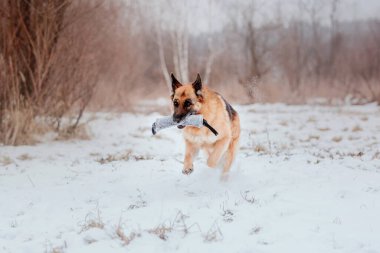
[{"left": 170, "top": 73, "right": 203, "bottom": 123}]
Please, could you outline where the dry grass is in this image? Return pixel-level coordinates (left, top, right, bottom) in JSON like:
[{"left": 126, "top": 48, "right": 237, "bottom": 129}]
[
  {"left": 348, "top": 136, "right": 361, "bottom": 141},
  {"left": 332, "top": 136, "right": 343, "bottom": 143},
  {"left": 115, "top": 226, "right": 137, "bottom": 245},
  {"left": 17, "top": 154, "right": 33, "bottom": 161},
  {"left": 147, "top": 211, "right": 194, "bottom": 241},
  {"left": 372, "top": 152, "right": 380, "bottom": 160},
  {"left": 302, "top": 135, "right": 320, "bottom": 142},
  {"left": 45, "top": 241, "right": 68, "bottom": 253},
  {"left": 241, "top": 190, "right": 256, "bottom": 204},
  {"left": 352, "top": 125, "right": 363, "bottom": 132},
  {"left": 253, "top": 144, "right": 267, "bottom": 153},
  {"left": 148, "top": 224, "right": 173, "bottom": 241},
  {"left": 55, "top": 124, "right": 91, "bottom": 141},
  {"left": 0, "top": 156, "right": 14, "bottom": 166},
  {"left": 0, "top": 109, "right": 38, "bottom": 145},
  {"left": 279, "top": 120, "right": 288, "bottom": 126},
  {"left": 80, "top": 210, "right": 104, "bottom": 233},
  {"left": 83, "top": 219, "right": 104, "bottom": 230},
  {"left": 203, "top": 222, "right": 223, "bottom": 242},
  {"left": 75, "top": 209, "right": 227, "bottom": 246},
  {"left": 89, "top": 152, "right": 101, "bottom": 157},
  {"left": 96, "top": 150, "right": 153, "bottom": 164},
  {"left": 307, "top": 116, "right": 317, "bottom": 123},
  {"left": 249, "top": 226, "right": 262, "bottom": 235},
  {"left": 128, "top": 189, "right": 147, "bottom": 210},
  {"left": 97, "top": 151, "right": 133, "bottom": 164},
  {"left": 221, "top": 204, "right": 234, "bottom": 223},
  {"left": 361, "top": 116, "right": 369, "bottom": 122},
  {"left": 348, "top": 151, "right": 364, "bottom": 157}
]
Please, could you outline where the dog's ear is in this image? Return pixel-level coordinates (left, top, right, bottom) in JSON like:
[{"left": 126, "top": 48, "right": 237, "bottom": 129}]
[
  {"left": 171, "top": 73, "right": 182, "bottom": 92},
  {"left": 192, "top": 73, "right": 202, "bottom": 95}
]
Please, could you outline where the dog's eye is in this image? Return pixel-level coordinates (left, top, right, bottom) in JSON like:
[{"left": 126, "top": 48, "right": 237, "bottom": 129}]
[
  {"left": 173, "top": 100, "right": 179, "bottom": 107},
  {"left": 184, "top": 100, "right": 192, "bottom": 108}
]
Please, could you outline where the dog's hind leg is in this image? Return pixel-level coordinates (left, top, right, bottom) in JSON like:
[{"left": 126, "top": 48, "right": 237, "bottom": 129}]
[
  {"left": 183, "top": 141, "right": 198, "bottom": 175},
  {"left": 221, "top": 136, "right": 239, "bottom": 179},
  {"left": 207, "top": 137, "right": 230, "bottom": 168},
  {"left": 221, "top": 116, "right": 240, "bottom": 180}
]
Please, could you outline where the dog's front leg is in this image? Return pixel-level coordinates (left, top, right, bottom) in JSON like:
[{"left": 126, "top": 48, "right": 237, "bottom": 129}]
[
  {"left": 183, "top": 141, "right": 198, "bottom": 175},
  {"left": 207, "top": 137, "right": 229, "bottom": 168}
]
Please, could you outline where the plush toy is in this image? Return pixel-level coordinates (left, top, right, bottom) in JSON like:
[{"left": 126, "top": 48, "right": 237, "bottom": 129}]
[{"left": 152, "top": 114, "right": 218, "bottom": 136}]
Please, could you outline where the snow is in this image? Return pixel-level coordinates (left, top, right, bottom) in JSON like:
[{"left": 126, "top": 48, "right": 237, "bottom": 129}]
[{"left": 1, "top": 102, "right": 380, "bottom": 253}]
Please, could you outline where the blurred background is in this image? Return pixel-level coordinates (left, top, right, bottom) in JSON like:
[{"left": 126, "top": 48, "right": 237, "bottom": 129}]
[{"left": 1, "top": 0, "right": 379, "bottom": 145}]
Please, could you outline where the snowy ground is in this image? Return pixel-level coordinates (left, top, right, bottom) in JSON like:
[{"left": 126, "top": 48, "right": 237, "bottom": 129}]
[{"left": 1, "top": 101, "right": 380, "bottom": 253}]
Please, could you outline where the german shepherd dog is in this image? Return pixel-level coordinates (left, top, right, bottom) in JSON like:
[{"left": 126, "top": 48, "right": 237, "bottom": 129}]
[{"left": 170, "top": 73, "right": 240, "bottom": 179}]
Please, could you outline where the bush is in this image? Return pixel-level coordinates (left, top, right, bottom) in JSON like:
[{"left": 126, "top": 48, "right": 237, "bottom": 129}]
[{"left": 0, "top": 0, "right": 121, "bottom": 145}]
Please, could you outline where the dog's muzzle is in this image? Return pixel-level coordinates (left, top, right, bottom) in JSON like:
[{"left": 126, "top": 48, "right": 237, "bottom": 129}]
[{"left": 173, "top": 114, "right": 186, "bottom": 123}]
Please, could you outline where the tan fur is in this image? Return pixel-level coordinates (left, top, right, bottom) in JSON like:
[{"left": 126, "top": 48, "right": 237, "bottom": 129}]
[{"left": 172, "top": 82, "right": 240, "bottom": 179}]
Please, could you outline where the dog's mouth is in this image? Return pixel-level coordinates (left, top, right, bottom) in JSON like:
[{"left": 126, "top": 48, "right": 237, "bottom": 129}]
[
  {"left": 174, "top": 114, "right": 188, "bottom": 129},
  {"left": 173, "top": 114, "right": 185, "bottom": 123},
  {"left": 173, "top": 112, "right": 192, "bottom": 124},
  {"left": 173, "top": 111, "right": 197, "bottom": 128}
]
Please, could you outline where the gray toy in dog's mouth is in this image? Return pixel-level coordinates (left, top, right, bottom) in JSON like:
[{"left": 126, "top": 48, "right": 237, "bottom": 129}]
[{"left": 151, "top": 114, "right": 218, "bottom": 136}]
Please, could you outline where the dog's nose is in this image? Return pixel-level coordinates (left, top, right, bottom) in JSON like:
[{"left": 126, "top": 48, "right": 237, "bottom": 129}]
[
  {"left": 173, "top": 116, "right": 181, "bottom": 123},
  {"left": 173, "top": 114, "right": 183, "bottom": 123}
]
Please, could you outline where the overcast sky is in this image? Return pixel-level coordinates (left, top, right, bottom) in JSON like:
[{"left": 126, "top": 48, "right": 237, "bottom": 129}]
[
  {"left": 279, "top": 0, "right": 380, "bottom": 21},
  {"left": 142, "top": 0, "right": 380, "bottom": 35},
  {"left": 168, "top": 0, "right": 380, "bottom": 34},
  {"left": 348, "top": 0, "right": 380, "bottom": 19}
]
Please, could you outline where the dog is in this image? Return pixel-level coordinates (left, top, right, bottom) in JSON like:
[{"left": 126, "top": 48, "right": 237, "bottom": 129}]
[{"left": 170, "top": 73, "right": 240, "bottom": 179}]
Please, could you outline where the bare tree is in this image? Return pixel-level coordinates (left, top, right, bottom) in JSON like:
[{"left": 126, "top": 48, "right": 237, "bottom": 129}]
[
  {"left": 273, "top": 0, "right": 309, "bottom": 94},
  {"left": 300, "top": 0, "right": 325, "bottom": 87},
  {"left": 327, "top": 0, "right": 343, "bottom": 80},
  {"left": 155, "top": 0, "right": 219, "bottom": 87},
  {"left": 0, "top": 0, "right": 124, "bottom": 144},
  {"left": 240, "top": 1, "right": 272, "bottom": 80},
  {"left": 350, "top": 19, "right": 380, "bottom": 102},
  {"left": 203, "top": 0, "right": 218, "bottom": 84},
  {"left": 157, "top": 25, "right": 172, "bottom": 92}
]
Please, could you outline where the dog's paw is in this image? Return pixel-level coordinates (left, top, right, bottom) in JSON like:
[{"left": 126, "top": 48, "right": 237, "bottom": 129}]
[{"left": 182, "top": 167, "right": 193, "bottom": 175}]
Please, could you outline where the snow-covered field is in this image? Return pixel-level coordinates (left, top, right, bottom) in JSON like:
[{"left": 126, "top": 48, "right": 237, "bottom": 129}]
[{"left": 1, "top": 101, "right": 380, "bottom": 253}]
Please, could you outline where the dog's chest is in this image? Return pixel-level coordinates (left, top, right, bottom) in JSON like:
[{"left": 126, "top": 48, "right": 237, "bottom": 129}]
[{"left": 183, "top": 127, "right": 218, "bottom": 144}]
